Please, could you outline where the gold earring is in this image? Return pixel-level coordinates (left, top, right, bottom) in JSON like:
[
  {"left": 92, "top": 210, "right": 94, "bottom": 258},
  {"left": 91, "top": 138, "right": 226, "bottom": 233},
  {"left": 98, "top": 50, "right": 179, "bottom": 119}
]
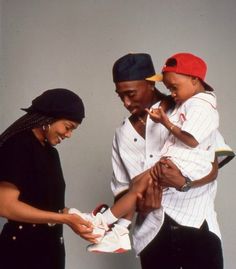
[{"left": 42, "top": 124, "right": 50, "bottom": 131}]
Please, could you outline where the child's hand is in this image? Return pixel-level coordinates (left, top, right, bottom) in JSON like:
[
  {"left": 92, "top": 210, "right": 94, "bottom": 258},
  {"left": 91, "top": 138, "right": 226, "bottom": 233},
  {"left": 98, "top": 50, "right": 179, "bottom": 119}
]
[
  {"left": 145, "top": 107, "right": 161, "bottom": 123},
  {"left": 146, "top": 106, "right": 170, "bottom": 126}
]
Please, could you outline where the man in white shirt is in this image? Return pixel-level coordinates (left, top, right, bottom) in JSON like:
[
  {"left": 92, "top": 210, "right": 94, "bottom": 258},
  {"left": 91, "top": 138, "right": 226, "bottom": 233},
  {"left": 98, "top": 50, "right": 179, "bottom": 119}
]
[{"left": 111, "top": 53, "right": 234, "bottom": 269}]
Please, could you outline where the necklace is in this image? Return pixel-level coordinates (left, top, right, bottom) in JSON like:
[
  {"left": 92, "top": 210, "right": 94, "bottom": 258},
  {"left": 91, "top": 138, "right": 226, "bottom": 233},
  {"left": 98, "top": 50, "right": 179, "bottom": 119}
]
[{"left": 138, "top": 117, "right": 146, "bottom": 126}]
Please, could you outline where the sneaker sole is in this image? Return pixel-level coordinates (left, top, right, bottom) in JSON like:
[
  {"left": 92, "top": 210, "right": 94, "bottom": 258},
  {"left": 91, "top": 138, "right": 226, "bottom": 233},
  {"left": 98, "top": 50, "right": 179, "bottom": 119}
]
[{"left": 88, "top": 248, "right": 130, "bottom": 254}]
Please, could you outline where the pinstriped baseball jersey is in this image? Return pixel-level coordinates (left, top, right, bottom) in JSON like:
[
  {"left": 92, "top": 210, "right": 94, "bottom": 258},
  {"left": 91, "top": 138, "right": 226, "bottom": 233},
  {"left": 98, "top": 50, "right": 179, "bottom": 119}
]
[
  {"left": 161, "top": 92, "right": 219, "bottom": 180},
  {"left": 111, "top": 100, "right": 233, "bottom": 255}
]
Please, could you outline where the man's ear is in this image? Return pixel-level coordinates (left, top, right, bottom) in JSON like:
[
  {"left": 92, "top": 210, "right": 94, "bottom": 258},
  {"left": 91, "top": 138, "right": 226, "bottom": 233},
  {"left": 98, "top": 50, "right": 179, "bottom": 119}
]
[{"left": 147, "top": 81, "right": 155, "bottom": 91}]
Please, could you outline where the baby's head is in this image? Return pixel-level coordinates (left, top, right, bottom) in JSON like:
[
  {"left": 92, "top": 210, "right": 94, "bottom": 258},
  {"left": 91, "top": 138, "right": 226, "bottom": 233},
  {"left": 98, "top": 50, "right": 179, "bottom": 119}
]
[{"left": 161, "top": 53, "right": 213, "bottom": 103}]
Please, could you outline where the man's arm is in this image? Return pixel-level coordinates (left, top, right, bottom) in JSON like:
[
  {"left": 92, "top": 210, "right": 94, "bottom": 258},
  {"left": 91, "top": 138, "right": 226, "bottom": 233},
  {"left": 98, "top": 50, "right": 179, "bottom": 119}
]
[
  {"left": 136, "top": 178, "right": 162, "bottom": 215},
  {"left": 136, "top": 157, "right": 218, "bottom": 214}
]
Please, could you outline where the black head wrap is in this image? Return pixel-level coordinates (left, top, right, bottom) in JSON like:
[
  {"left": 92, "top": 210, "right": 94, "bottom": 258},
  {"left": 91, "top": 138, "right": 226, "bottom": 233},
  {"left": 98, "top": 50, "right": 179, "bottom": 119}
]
[
  {"left": 0, "top": 88, "right": 85, "bottom": 147},
  {"left": 22, "top": 88, "right": 85, "bottom": 123}
]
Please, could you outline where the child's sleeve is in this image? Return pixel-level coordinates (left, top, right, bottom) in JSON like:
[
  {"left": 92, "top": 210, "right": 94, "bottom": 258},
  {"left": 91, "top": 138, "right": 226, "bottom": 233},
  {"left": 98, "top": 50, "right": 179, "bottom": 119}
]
[{"left": 181, "top": 96, "right": 219, "bottom": 143}]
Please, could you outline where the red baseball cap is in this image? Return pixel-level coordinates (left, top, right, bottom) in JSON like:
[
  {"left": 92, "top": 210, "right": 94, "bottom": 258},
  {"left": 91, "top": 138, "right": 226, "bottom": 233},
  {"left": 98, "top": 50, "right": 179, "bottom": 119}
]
[{"left": 162, "top": 53, "right": 214, "bottom": 91}]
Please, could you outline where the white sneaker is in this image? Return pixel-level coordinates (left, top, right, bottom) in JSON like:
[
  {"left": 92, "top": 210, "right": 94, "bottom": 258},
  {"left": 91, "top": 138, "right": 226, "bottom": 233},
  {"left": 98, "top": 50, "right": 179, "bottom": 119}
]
[
  {"left": 68, "top": 208, "right": 108, "bottom": 241},
  {"left": 87, "top": 224, "right": 131, "bottom": 253}
]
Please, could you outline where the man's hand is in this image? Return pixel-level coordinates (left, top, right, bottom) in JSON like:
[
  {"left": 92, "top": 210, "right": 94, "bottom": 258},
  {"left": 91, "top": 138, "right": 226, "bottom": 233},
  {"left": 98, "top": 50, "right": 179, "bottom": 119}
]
[
  {"left": 157, "top": 158, "right": 185, "bottom": 189},
  {"left": 136, "top": 178, "right": 162, "bottom": 215}
]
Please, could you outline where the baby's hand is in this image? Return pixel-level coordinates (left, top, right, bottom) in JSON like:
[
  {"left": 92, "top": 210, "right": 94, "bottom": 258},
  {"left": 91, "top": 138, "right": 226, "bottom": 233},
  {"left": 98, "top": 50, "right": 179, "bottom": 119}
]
[
  {"left": 146, "top": 106, "right": 169, "bottom": 125},
  {"left": 145, "top": 107, "right": 162, "bottom": 123}
]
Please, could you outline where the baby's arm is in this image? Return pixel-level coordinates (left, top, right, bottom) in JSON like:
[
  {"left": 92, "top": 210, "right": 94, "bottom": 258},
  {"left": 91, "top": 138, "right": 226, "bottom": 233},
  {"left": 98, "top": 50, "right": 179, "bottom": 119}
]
[{"left": 146, "top": 106, "right": 198, "bottom": 148}]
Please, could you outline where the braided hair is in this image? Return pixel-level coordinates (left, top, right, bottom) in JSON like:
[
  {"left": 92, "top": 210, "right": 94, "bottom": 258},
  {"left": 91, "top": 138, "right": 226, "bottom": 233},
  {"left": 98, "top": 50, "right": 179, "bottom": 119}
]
[{"left": 0, "top": 113, "right": 55, "bottom": 147}]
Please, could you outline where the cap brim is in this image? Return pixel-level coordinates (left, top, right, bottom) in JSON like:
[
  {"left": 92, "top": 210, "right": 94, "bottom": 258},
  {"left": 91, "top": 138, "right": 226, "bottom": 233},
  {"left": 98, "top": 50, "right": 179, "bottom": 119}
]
[
  {"left": 203, "top": 81, "right": 214, "bottom": 92},
  {"left": 216, "top": 149, "right": 235, "bottom": 168},
  {"left": 145, "top": 73, "right": 163, "bottom": 82}
]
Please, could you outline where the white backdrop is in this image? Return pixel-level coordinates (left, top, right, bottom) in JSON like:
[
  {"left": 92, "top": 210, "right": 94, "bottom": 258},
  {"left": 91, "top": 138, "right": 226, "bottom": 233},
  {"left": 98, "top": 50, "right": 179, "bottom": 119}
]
[{"left": 0, "top": 1, "right": 235, "bottom": 268}]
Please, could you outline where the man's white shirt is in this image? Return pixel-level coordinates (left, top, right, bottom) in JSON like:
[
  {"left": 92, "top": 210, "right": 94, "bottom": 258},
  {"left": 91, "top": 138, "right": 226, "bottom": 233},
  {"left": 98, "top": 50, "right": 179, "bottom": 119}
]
[{"left": 111, "top": 100, "right": 232, "bottom": 255}]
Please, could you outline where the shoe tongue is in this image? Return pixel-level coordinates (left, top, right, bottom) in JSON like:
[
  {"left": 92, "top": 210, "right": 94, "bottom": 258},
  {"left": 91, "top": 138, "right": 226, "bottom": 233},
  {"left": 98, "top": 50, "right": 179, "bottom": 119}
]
[{"left": 93, "top": 204, "right": 109, "bottom": 215}]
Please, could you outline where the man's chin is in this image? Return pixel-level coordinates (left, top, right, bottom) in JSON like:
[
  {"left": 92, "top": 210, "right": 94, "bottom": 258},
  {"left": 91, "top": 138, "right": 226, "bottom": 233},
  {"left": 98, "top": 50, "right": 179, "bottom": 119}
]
[
  {"left": 130, "top": 109, "right": 144, "bottom": 116},
  {"left": 129, "top": 108, "right": 137, "bottom": 115}
]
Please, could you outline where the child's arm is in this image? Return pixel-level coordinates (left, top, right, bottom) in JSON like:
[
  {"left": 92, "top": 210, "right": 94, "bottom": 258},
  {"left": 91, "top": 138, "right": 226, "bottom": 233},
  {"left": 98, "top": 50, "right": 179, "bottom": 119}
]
[{"left": 146, "top": 106, "right": 199, "bottom": 148}]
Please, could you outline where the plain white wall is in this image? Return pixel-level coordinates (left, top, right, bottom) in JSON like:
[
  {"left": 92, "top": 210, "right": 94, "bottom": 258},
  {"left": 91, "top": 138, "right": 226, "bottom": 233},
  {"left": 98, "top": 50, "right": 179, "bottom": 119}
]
[{"left": 0, "top": 1, "right": 235, "bottom": 268}]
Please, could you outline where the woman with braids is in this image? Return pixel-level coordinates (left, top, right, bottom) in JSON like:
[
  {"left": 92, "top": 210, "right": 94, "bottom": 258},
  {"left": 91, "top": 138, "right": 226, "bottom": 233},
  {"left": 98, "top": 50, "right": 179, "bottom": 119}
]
[{"left": 0, "top": 88, "right": 97, "bottom": 269}]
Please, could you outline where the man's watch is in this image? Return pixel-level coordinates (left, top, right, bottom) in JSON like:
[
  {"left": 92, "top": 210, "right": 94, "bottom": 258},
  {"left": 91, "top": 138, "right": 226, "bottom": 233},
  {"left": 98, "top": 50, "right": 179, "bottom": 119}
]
[{"left": 179, "top": 177, "right": 192, "bottom": 192}]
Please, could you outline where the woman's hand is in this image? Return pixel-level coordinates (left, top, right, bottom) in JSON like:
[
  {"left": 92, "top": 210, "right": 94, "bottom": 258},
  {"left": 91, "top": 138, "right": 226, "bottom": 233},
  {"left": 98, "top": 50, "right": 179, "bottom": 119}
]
[{"left": 66, "top": 213, "right": 99, "bottom": 244}]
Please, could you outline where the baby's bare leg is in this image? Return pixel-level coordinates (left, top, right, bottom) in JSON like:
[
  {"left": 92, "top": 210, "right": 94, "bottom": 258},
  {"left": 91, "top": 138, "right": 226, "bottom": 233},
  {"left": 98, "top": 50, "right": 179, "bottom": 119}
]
[{"left": 110, "top": 170, "right": 153, "bottom": 219}]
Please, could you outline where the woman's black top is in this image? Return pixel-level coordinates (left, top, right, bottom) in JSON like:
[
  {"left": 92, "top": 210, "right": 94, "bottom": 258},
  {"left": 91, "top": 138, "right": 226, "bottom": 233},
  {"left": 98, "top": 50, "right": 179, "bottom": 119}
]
[{"left": 0, "top": 130, "right": 66, "bottom": 269}]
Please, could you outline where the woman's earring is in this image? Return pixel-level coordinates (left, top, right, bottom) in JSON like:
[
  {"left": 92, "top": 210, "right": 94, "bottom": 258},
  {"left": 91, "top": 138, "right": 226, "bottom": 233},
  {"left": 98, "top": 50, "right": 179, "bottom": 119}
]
[{"left": 42, "top": 124, "right": 50, "bottom": 131}]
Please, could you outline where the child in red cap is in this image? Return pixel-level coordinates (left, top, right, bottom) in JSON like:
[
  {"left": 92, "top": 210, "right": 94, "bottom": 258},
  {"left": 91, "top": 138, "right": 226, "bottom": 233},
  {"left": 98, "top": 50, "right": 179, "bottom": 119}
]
[{"left": 146, "top": 52, "right": 219, "bottom": 188}]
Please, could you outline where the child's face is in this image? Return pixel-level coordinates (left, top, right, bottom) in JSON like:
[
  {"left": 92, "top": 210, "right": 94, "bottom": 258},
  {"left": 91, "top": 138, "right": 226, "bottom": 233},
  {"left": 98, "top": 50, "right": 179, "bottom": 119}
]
[{"left": 163, "top": 72, "right": 197, "bottom": 104}]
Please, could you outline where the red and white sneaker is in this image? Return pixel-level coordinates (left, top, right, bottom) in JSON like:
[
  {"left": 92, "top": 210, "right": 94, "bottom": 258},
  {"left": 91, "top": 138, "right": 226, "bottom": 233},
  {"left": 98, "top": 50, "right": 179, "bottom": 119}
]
[
  {"left": 68, "top": 207, "right": 109, "bottom": 242},
  {"left": 92, "top": 204, "right": 109, "bottom": 215},
  {"left": 87, "top": 224, "right": 131, "bottom": 253}
]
